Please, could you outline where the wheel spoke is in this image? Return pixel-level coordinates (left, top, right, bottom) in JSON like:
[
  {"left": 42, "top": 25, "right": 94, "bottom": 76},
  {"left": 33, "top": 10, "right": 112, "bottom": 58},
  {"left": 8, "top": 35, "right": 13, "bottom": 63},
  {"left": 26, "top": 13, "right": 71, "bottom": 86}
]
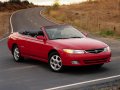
[
  {"left": 16, "top": 51, "right": 19, "bottom": 54},
  {"left": 57, "top": 59, "right": 61, "bottom": 63},
  {"left": 56, "top": 56, "right": 60, "bottom": 60},
  {"left": 57, "top": 64, "right": 61, "bottom": 68},
  {"left": 16, "top": 54, "right": 19, "bottom": 58},
  {"left": 50, "top": 60, "right": 54, "bottom": 65},
  {"left": 54, "top": 64, "right": 58, "bottom": 70},
  {"left": 52, "top": 57, "right": 56, "bottom": 62},
  {"left": 14, "top": 47, "right": 20, "bottom": 61}
]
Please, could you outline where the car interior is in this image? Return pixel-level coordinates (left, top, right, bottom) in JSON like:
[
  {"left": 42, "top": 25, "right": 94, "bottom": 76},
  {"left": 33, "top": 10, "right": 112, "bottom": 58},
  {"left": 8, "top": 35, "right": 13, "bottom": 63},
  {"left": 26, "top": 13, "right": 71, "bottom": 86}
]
[{"left": 19, "top": 31, "right": 44, "bottom": 38}]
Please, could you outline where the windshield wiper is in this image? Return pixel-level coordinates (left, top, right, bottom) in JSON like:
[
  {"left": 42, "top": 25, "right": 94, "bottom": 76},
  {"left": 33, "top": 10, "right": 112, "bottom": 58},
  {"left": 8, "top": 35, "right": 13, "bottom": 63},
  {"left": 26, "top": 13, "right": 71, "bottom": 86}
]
[
  {"left": 69, "top": 36, "right": 82, "bottom": 38},
  {"left": 54, "top": 38, "right": 68, "bottom": 40},
  {"left": 53, "top": 37, "right": 82, "bottom": 40}
]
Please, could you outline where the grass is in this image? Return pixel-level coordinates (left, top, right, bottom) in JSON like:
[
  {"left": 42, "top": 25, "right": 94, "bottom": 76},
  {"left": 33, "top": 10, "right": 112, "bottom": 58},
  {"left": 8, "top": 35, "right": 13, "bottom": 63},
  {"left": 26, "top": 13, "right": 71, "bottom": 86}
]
[
  {"left": 44, "top": 0, "right": 120, "bottom": 39},
  {"left": 0, "top": 12, "right": 11, "bottom": 39},
  {"left": 99, "top": 28, "right": 116, "bottom": 37}
]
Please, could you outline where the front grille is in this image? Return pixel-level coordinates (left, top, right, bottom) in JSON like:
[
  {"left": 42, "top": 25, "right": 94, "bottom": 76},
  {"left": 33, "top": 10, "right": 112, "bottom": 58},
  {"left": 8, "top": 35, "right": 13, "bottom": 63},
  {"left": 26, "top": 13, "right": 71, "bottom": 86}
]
[
  {"left": 84, "top": 58, "right": 107, "bottom": 64},
  {"left": 85, "top": 48, "right": 104, "bottom": 54}
]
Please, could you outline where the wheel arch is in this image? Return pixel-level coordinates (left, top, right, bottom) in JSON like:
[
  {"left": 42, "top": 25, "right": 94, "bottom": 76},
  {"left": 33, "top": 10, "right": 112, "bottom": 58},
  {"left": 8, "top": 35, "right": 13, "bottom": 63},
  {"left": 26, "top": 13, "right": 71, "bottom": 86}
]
[
  {"left": 11, "top": 43, "right": 17, "bottom": 54},
  {"left": 48, "top": 49, "right": 59, "bottom": 58}
]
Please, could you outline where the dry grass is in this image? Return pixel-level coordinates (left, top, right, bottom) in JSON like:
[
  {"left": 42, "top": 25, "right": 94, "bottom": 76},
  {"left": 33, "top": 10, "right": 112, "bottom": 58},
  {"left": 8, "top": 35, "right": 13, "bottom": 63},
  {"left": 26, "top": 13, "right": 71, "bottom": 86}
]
[
  {"left": 44, "top": 0, "right": 120, "bottom": 39},
  {"left": 0, "top": 12, "right": 11, "bottom": 39}
]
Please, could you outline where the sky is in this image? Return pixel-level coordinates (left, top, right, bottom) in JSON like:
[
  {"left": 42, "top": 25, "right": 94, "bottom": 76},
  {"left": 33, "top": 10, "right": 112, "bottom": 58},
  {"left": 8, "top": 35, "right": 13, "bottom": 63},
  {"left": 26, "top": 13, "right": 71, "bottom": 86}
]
[{"left": 0, "top": 0, "right": 87, "bottom": 5}]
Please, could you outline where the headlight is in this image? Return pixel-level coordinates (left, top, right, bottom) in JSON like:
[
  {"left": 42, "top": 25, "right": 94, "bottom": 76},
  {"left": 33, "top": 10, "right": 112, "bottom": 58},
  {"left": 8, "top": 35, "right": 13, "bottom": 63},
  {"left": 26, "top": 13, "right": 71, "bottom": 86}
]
[
  {"left": 63, "top": 49, "right": 85, "bottom": 54},
  {"left": 104, "top": 46, "right": 111, "bottom": 52}
]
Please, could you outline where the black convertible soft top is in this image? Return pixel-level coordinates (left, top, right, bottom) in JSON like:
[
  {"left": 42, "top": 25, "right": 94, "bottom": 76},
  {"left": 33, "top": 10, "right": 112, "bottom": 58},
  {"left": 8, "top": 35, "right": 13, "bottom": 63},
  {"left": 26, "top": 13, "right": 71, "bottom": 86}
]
[{"left": 19, "top": 30, "right": 44, "bottom": 37}]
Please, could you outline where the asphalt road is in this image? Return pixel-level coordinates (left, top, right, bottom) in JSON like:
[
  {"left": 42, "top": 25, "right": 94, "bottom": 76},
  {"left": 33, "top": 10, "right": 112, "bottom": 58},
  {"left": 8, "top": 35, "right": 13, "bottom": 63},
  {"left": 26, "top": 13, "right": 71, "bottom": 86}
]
[{"left": 0, "top": 7, "right": 120, "bottom": 90}]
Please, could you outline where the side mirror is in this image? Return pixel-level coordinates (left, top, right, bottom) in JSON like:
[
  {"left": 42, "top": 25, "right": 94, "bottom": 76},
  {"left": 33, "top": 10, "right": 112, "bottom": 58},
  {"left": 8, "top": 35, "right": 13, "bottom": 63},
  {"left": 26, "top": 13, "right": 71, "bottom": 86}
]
[
  {"left": 82, "top": 32, "right": 88, "bottom": 37},
  {"left": 36, "top": 36, "right": 46, "bottom": 40}
]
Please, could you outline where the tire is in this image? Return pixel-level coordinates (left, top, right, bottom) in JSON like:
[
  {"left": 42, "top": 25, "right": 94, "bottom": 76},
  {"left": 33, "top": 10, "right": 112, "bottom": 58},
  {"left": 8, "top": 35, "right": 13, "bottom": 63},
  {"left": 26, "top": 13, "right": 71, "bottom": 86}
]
[
  {"left": 13, "top": 45, "right": 23, "bottom": 62},
  {"left": 49, "top": 52, "right": 63, "bottom": 72}
]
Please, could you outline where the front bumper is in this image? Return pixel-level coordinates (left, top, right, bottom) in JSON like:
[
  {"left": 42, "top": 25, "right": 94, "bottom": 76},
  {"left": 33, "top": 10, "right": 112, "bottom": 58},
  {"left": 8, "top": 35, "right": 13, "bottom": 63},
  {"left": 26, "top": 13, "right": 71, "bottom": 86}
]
[{"left": 61, "top": 52, "right": 111, "bottom": 66}]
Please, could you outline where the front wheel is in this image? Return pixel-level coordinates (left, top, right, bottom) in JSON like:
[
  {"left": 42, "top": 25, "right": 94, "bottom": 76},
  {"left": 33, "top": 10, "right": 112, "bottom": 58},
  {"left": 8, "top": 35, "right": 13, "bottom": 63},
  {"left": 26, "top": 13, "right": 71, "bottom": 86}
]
[{"left": 49, "top": 52, "right": 63, "bottom": 72}]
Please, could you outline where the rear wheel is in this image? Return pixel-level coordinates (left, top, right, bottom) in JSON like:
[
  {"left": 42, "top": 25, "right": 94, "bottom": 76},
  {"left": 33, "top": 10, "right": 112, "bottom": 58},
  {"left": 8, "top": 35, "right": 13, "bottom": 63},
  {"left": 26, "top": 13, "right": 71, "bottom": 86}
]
[
  {"left": 49, "top": 52, "right": 63, "bottom": 72},
  {"left": 13, "top": 45, "right": 23, "bottom": 62}
]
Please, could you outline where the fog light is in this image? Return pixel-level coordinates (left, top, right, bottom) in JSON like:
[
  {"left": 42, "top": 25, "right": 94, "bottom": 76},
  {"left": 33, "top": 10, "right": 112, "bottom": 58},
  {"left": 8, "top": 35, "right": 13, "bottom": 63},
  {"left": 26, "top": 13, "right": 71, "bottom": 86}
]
[{"left": 71, "top": 61, "right": 79, "bottom": 64}]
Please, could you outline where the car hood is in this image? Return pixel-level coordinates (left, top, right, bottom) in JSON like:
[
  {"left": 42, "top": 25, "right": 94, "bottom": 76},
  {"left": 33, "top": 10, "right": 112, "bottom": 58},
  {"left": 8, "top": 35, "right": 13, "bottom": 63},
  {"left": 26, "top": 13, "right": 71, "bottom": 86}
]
[{"left": 50, "top": 38, "right": 108, "bottom": 50}]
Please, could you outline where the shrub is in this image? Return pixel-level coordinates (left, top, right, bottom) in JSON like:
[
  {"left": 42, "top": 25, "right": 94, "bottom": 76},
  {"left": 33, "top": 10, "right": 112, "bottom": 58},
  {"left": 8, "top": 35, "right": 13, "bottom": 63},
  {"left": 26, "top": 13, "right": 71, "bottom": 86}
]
[
  {"left": 46, "top": 7, "right": 52, "bottom": 14},
  {"left": 52, "top": 0, "right": 60, "bottom": 10},
  {"left": 0, "top": 1, "right": 3, "bottom": 5},
  {"left": 99, "top": 28, "right": 115, "bottom": 37},
  {"left": 22, "top": 0, "right": 29, "bottom": 5},
  {"left": 9, "top": 0, "right": 21, "bottom": 4}
]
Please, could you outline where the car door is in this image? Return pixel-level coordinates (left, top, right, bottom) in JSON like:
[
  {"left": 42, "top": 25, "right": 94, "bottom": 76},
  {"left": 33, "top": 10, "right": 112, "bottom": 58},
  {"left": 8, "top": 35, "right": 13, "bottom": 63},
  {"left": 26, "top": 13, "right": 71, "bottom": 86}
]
[
  {"left": 27, "top": 37, "right": 43, "bottom": 57},
  {"left": 24, "top": 36, "right": 51, "bottom": 60},
  {"left": 17, "top": 35, "right": 31, "bottom": 56}
]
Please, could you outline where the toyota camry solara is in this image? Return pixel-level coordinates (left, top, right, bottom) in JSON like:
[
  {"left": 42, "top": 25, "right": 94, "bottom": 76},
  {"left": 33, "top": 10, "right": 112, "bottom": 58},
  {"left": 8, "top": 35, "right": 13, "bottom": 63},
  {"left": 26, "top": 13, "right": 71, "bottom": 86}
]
[{"left": 8, "top": 25, "right": 111, "bottom": 72}]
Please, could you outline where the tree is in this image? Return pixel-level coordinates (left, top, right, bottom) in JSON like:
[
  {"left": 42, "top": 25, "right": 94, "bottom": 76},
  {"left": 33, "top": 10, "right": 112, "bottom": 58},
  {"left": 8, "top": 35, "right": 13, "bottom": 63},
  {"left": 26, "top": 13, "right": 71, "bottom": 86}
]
[
  {"left": 0, "top": 1, "right": 3, "bottom": 5},
  {"left": 0, "top": 1, "right": 3, "bottom": 10},
  {"left": 52, "top": 0, "right": 60, "bottom": 10},
  {"left": 22, "top": 0, "right": 29, "bottom": 5},
  {"left": 9, "top": 0, "right": 21, "bottom": 4}
]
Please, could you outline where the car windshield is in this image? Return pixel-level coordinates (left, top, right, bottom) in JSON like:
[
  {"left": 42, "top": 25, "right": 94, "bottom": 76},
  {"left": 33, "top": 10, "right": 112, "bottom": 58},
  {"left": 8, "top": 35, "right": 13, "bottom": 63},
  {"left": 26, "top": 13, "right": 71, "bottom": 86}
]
[{"left": 45, "top": 26, "right": 85, "bottom": 40}]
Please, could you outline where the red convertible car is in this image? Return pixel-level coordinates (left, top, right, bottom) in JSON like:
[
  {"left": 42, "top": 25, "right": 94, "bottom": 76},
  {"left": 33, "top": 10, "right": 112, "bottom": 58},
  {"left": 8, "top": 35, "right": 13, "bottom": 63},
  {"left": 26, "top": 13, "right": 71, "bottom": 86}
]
[{"left": 8, "top": 25, "right": 111, "bottom": 72}]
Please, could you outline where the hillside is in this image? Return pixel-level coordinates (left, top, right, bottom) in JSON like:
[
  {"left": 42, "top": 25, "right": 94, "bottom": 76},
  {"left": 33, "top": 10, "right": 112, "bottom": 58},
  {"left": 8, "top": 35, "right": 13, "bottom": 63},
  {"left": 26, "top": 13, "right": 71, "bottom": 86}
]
[
  {"left": 0, "top": 1, "right": 36, "bottom": 39},
  {"left": 44, "top": 0, "right": 120, "bottom": 38},
  {"left": 0, "top": 1, "right": 36, "bottom": 12}
]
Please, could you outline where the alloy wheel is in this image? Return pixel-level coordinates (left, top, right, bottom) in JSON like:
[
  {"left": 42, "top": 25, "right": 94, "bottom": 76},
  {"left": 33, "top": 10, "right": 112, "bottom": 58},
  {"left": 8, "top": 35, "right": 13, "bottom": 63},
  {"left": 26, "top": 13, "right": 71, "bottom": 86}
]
[
  {"left": 50, "top": 54, "right": 62, "bottom": 71},
  {"left": 13, "top": 47, "right": 20, "bottom": 61}
]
